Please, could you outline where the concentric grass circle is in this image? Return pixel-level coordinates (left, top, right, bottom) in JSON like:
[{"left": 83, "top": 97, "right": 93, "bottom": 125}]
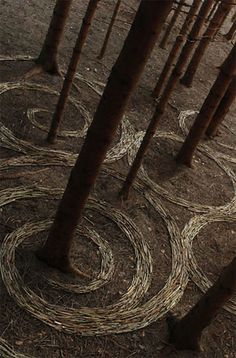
[
  {"left": 0, "top": 184, "right": 188, "bottom": 335},
  {"left": 181, "top": 212, "right": 236, "bottom": 315},
  {"left": 127, "top": 130, "right": 236, "bottom": 214}
]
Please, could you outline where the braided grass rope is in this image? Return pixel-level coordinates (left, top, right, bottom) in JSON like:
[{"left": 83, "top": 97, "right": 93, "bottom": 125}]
[{"left": 0, "top": 55, "right": 235, "bottom": 356}]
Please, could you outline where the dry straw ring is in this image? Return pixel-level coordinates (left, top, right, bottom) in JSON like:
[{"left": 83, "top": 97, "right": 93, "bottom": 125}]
[
  {"left": 127, "top": 130, "right": 236, "bottom": 215},
  {"left": 0, "top": 184, "right": 188, "bottom": 335},
  {"left": 0, "top": 50, "right": 136, "bottom": 164},
  {"left": 0, "top": 82, "right": 91, "bottom": 139},
  {"left": 26, "top": 107, "right": 135, "bottom": 163},
  {"left": 0, "top": 337, "right": 31, "bottom": 358},
  {"left": 1, "top": 105, "right": 235, "bottom": 214},
  {"left": 0, "top": 55, "right": 234, "bottom": 352},
  {"left": 0, "top": 83, "right": 135, "bottom": 164},
  {"left": 181, "top": 212, "right": 236, "bottom": 315},
  {"left": 178, "top": 110, "right": 236, "bottom": 164},
  {"left": 48, "top": 224, "right": 115, "bottom": 294}
]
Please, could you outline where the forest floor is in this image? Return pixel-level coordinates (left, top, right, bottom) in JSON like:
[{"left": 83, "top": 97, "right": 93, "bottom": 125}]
[{"left": 0, "top": 1, "right": 236, "bottom": 357}]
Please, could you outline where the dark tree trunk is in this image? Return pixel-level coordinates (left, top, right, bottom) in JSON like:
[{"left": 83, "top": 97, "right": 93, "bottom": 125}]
[
  {"left": 181, "top": 0, "right": 235, "bottom": 87},
  {"left": 169, "top": 257, "right": 236, "bottom": 351},
  {"left": 35, "top": 0, "right": 73, "bottom": 74},
  {"left": 206, "top": 76, "right": 236, "bottom": 137},
  {"left": 159, "top": 0, "right": 184, "bottom": 50},
  {"left": 36, "top": 0, "right": 173, "bottom": 273},
  {"left": 225, "top": 19, "right": 236, "bottom": 41},
  {"left": 176, "top": 44, "right": 236, "bottom": 167},
  {"left": 120, "top": 1, "right": 213, "bottom": 199},
  {"left": 47, "top": 0, "right": 100, "bottom": 144},
  {"left": 97, "top": 0, "right": 122, "bottom": 60},
  {"left": 206, "top": 0, "right": 219, "bottom": 22},
  {"left": 152, "top": 0, "right": 213, "bottom": 98}
]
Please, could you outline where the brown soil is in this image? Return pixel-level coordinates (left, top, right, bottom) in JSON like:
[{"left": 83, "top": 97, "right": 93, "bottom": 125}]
[{"left": 0, "top": 1, "right": 236, "bottom": 358}]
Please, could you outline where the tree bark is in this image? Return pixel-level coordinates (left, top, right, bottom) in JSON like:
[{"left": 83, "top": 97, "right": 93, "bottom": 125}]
[
  {"left": 159, "top": 0, "right": 185, "bottom": 50},
  {"left": 120, "top": 1, "right": 213, "bottom": 199},
  {"left": 181, "top": 0, "right": 235, "bottom": 87},
  {"left": 169, "top": 257, "right": 236, "bottom": 351},
  {"left": 176, "top": 44, "right": 236, "bottom": 167},
  {"left": 206, "top": 76, "right": 236, "bottom": 138},
  {"left": 206, "top": 0, "right": 219, "bottom": 22},
  {"left": 36, "top": 0, "right": 173, "bottom": 273},
  {"left": 152, "top": 0, "right": 212, "bottom": 98},
  {"left": 35, "top": 0, "right": 73, "bottom": 74},
  {"left": 97, "top": 0, "right": 122, "bottom": 60},
  {"left": 225, "top": 19, "right": 236, "bottom": 41},
  {"left": 47, "top": 0, "right": 100, "bottom": 144}
]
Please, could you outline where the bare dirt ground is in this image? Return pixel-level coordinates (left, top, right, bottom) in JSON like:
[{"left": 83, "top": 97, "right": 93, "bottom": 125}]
[{"left": 0, "top": 1, "right": 236, "bottom": 357}]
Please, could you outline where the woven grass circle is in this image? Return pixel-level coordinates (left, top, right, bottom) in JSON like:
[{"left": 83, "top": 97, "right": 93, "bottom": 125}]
[
  {"left": 182, "top": 212, "right": 236, "bottom": 315},
  {"left": 127, "top": 131, "right": 236, "bottom": 214},
  {"left": 0, "top": 185, "right": 188, "bottom": 335}
]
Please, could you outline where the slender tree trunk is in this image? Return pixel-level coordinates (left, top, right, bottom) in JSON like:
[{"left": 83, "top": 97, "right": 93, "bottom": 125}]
[
  {"left": 120, "top": 1, "right": 213, "bottom": 199},
  {"left": 181, "top": 0, "right": 235, "bottom": 87},
  {"left": 176, "top": 44, "right": 236, "bottom": 167},
  {"left": 97, "top": 0, "right": 122, "bottom": 60},
  {"left": 47, "top": 0, "right": 100, "bottom": 144},
  {"left": 232, "top": 10, "right": 236, "bottom": 23},
  {"left": 35, "top": 0, "right": 73, "bottom": 74},
  {"left": 212, "top": 5, "right": 229, "bottom": 41},
  {"left": 153, "top": 0, "right": 213, "bottom": 98},
  {"left": 169, "top": 257, "right": 236, "bottom": 351},
  {"left": 159, "top": 0, "right": 185, "bottom": 50},
  {"left": 206, "top": 0, "right": 219, "bottom": 22},
  {"left": 225, "top": 19, "right": 236, "bottom": 41},
  {"left": 36, "top": 0, "right": 173, "bottom": 273},
  {"left": 206, "top": 76, "right": 236, "bottom": 138}
]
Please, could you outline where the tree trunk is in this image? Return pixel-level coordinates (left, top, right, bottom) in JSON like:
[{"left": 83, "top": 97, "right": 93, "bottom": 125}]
[
  {"left": 232, "top": 10, "right": 236, "bottom": 23},
  {"left": 181, "top": 0, "right": 235, "bottom": 87},
  {"left": 206, "top": 0, "right": 219, "bottom": 22},
  {"left": 97, "top": 0, "right": 122, "bottom": 60},
  {"left": 206, "top": 76, "right": 236, "bottom": 137},
  {"left": 120, "top": 1, "right": 213, "bottom": 199},
  {"left": 169, "top": 257, "right": 236, "bottom": 351},
  {"left": 47, "top": 0, "right": 100, "bottom": 144},
  {"left": 176, "top": 44, "right": 236, "bottom": 167},
  {"left": 35, "top": 0, "right": 73, "bottom": 74},
  {"left": 225, "top": 19, "right": 236, "bottom": 41},
  {"left": 159, "top": 0, "right": 185, "bottom": 50},
  {"left": 36, "top": 0, "right": 173, "bottom": 273},
  {"left": 152, "top": 0, "right": 212, "bottom": 98}
]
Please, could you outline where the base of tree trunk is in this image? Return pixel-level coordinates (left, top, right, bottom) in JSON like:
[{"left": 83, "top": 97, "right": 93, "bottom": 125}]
[
  {"left": 46, "top": 131, "right": 57, "bottom": 144},
  {"left": 180, "top": 75, "right": 192, "bottom": 88},
  {"left": 175, "top": 153, "right": 193, "bottom": 168},
  {"left": 205, "top": 131, "right": 216, "bottom": 139},
  {"left": 97, "top": 54, "right": 104, "bottom": 60},
  {"left": 167, "top": 313, "right": 201, "bottom": 351},
  {"left": 36, "top": 248, "right": 90, "bottom": 278},
  {"left": 118, "top": 186, "right": 130, "bottom": 201},
  {"left": 22, "top": 59, "right": 61, "bottom": 80},
  {"left": 35, "top": 55, "right": 61, "bottom": 75}
]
